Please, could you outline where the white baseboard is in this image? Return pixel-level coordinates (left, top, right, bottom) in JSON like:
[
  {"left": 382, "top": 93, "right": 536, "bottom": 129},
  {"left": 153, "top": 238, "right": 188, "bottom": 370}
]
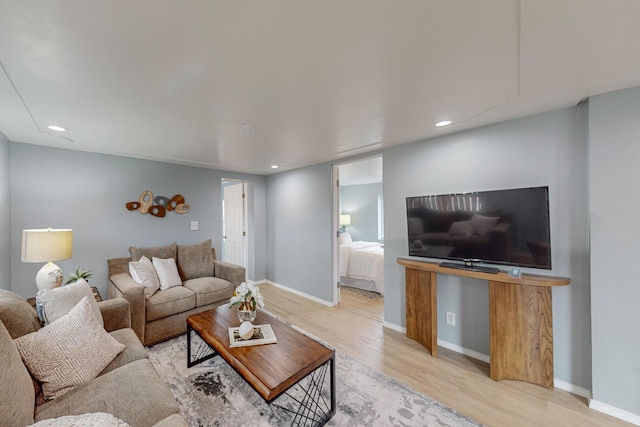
[
  {"left": 437, "top": 339, "right": 491, "bottom": 363},
  {"left": 382, "top": 321, "right": 405, "bottom": 333},
  {"left": 261, "top": 280, "right": 336, "bottom": 307},
  {"left": 589, "top": 399, "right": 640, "bottom": 426},
  {"left": 554, "top": 379, "right": 591, "bottom": 400}
]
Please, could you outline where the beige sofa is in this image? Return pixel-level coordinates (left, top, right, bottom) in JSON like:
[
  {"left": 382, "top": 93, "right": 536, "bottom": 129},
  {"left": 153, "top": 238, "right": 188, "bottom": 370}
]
[
  {"left": 108, "top": 241, "right": 245, "bottom": 346},
  {"left": 0, "top": 289, "right": 187, "bottom": 427}
]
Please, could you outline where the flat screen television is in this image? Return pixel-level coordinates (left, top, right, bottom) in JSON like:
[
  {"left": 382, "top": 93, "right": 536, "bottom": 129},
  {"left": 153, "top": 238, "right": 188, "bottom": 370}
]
[{"left": 406, "top": 186, "right": 551, "bottom": 273}]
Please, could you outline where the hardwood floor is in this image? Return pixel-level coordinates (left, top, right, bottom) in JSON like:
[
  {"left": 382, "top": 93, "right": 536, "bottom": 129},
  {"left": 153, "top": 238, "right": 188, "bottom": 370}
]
[{"left": 260, "top": 283, "right": 630, "bottom": 427}]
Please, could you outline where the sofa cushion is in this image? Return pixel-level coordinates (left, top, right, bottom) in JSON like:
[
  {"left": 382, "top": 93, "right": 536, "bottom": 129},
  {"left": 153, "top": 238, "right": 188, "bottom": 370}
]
[
  {"left": 100, "top": 328, "right": 149, "bottom": 376},
  {"left": 36, "top": 281, "right": 104, "bottom": 327},
  {"left": 31, "top": 412, "right": 130, "bottom": 426},
  {"left": 129, "top": 242, "right": 177, "bottom": 262},
  {"left": 183, "top": 277, "right": 234, "bottom": 307},
  {"left": 129, "top": 255, "right": 160, "bottom": 297},
  {"left": 152, "top": 257, "right": 183, "bottom": 290},
  {"left": 145, "top": 286, "right": 195, "bottom": 322},
  {"left": 15, "top": 297, "right": 125, "bottom": 400},
  {"left": 0, "top": 289, "right": 42, "bottom": 339},
  {"left": 0, "top": 320, "right": 35, "bottom": 427},
  {"left": 35, "top": 359, "right": 180, "bottom": 427},
  {"left": 177, "top": 239, "right": 214, "bottom": 280}
]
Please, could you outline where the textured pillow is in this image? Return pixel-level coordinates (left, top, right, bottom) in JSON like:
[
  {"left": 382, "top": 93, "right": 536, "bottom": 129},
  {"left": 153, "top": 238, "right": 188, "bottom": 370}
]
[
  {"left": 448, "top": 220, "right": 475, "bottom": 237},
  {"left": 152, "top": 257, "right": 182, "bottom": 290},
  {"left": 471, "top": 213, "right": 500, "bottom": 236},
  {"left": 15, "top": 297, "right": 125, "bottom": 400},
  {"left": 177, "top": 239, "right": 214, "bottom": 280},
  {"left": 129, "top": 242, "right": 177, "bottom": 262},
  {"left": 129, "top": 255, "right": 160, "bottom": 297},
  {"left": 36, "top": 280, "right": 103, "bottom": 327},
  {"left": 338, "top": 232, "right": 352, "bottom": 245},
  {"left": 30, "top": 412, "right": 131, "bottom": 426}
]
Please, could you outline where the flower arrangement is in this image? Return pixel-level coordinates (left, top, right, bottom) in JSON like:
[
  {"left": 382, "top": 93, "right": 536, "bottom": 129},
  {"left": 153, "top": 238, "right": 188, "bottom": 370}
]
[{"left": 229, "top": 282, "right": 265, "bottom": 311}]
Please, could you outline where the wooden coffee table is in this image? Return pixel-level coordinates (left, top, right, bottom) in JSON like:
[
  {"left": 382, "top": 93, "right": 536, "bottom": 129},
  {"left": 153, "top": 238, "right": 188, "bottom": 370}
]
[{"left": 186, "top": 305, "right": 336, "bottom": 426}]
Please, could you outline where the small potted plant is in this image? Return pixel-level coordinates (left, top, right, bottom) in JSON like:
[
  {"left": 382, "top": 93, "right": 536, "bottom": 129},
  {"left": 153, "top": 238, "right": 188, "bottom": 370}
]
[{"left": 65, "top": 266, "right": 93, "bottom": 285}]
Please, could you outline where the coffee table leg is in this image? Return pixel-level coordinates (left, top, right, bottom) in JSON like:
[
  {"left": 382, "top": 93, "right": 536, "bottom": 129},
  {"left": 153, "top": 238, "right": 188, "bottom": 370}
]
[
  {"left": 276, "top": 354, "right": 335, "bottom": 426},
  {"left": 187, "top": 324, "right": 218, "bottom": 368}
]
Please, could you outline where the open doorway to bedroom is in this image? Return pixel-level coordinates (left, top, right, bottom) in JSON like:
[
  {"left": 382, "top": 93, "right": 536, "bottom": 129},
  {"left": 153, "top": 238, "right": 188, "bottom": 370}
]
[{"left": 334, "top": 155, "right": 384, "bottom": 315}]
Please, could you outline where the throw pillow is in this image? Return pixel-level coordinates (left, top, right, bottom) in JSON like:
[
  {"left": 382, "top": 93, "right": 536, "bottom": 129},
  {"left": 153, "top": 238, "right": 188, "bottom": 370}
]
[
  {"left": 30, "top": 412, "right": 131, "bottom": 426},
  {"left": 471, "top": 212, "right": 500, "bottom": 236},
  {"left": 152, "top": 257, "right": 182, "bottom": 290},
  {"left": 448, "top": 220, "right": 475, "bottom": 237},
  {"left": 129, "top": 242, "right": 177, "bottom": 262},
  {"left": 338, "top": 232, "right": 352, "bottom": 245},
  {"left": 129, "top": 255, "right": 160, "bottom": 297},
  {"left": 177, "top": 239, "right": 214, "bottom": 280},
  {"left": 15, "top": 297, "right": 125, "bottom": 400},
  {"left": 35, "top": 280, "right": 103, "bottom": 327}
]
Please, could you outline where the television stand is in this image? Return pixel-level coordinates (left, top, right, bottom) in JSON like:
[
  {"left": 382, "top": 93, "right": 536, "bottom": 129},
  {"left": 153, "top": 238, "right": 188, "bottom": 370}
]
[
  {"left": 397, "top": 258, "right": 570, "bottom": 389},
  {"left": 439, "top": 261, "right": 499, "bottom": 274}
]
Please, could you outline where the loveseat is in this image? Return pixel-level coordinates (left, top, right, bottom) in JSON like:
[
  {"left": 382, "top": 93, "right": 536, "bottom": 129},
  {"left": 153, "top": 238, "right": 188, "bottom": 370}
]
[
  {"left": 108, "top": 240, "right": 245, "bottom": 346},
  {"left": 0, "top": 289, "right": 187, "bottom": 427}
]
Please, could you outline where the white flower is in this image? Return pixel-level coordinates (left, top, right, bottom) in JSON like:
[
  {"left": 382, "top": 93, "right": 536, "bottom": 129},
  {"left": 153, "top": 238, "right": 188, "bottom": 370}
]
[{"left": 229, "top": 282, "right": 265, "bottom": 310}]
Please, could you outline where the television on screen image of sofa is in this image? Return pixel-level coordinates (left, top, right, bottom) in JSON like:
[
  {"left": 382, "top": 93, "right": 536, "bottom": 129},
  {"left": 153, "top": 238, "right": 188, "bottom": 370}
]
[{"left": 406, "top": 186, "right": 551, "bottom": 270}]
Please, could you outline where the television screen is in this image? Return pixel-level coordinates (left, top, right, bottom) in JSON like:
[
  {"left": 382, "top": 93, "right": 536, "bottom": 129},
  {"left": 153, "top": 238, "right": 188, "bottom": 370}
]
[{"left": 406, "top": 186, "right": 551, "bottom": 270}]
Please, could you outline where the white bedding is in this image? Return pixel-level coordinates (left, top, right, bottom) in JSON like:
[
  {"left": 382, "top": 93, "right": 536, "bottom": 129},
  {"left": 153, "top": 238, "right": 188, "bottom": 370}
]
[{"left": 339, "top": 241, "right": 384, "bottom": 294}]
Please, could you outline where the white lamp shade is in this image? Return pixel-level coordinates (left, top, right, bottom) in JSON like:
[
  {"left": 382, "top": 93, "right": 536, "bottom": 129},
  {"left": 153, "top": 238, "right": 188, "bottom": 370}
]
[
  {"left": 339, "top": 214, "right": 351, "bottom": 226},
  {"left": 21, "top": 229, "right": 73, "bottom": 262}
]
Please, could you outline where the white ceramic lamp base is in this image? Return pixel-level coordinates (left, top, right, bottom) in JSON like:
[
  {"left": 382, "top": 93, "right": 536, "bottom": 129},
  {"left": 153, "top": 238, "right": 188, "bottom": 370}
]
[{"left": 35, "top": 261, "right": 64, "bottom": 290}]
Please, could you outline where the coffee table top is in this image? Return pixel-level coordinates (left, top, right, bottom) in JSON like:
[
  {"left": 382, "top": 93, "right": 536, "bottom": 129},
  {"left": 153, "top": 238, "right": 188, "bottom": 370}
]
[{"left": 187, "top": 304, "right": 335, "bottom": 402}]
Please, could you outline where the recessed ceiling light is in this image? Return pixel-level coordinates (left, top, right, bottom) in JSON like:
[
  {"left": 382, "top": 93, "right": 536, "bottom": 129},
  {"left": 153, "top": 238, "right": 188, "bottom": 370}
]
[
  {"left": 241, "top": 124, "right": 256, "bottom": 132},
  {"left": 435, "top": 120, "right": 452, "bottom": 127},
  {"left": 47, "top": 125, "right": 67, "bottom": 132},
  {"left": 271, "top": 165, "right": 279, "bottom": 169}
]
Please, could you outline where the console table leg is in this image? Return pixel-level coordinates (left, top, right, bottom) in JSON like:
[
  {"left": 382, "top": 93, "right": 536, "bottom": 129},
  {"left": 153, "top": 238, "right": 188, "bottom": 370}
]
[
  {"left": 405, "top": 269, "right": 438, "bottom": 357},
  {"left": 489, "top": 281, "right": 554, "bottom": 388}
]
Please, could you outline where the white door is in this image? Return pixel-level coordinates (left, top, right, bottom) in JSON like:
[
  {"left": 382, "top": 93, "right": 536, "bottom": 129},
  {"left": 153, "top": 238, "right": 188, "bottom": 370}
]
[{"left": 222, "top": 180, "right": 248, "bottom": 268}]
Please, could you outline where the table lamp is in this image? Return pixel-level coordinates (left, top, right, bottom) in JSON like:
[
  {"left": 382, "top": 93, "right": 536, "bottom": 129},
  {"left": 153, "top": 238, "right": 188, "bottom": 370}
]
[
  {"left": 339, "top": 214, "right": 351, "bottom": 232},
  {"left": 21, "top": 228, "right": 73, "bottom": 290}
]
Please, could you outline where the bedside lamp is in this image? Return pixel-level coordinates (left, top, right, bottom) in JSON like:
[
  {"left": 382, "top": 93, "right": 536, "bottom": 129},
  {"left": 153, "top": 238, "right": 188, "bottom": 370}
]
[
  {"left": 21, "top": 228, "right": 73, "bottom": 290},
  {"left": 339, "top": 214, "right": 351, "bottom": 233}
]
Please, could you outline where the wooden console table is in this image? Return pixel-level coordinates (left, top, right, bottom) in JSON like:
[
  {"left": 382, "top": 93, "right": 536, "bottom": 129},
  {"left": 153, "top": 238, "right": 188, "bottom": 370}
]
[{"left": 397, "top": 258, "right": 570, "bottom": 388}]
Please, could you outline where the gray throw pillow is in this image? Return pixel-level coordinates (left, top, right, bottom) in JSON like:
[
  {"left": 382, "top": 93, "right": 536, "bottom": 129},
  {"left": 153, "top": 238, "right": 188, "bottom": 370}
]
[
  {"left": 177, "top": 239, "right": 214, "bottom": 280},
  {"left": 129, "top": 242, "right": 177, "bottom": 262}
]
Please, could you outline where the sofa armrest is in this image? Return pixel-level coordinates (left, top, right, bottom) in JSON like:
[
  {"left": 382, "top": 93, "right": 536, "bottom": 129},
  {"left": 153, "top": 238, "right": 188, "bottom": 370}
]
[
  {"left": 98, "top": 298, "right": 131, "bottom": 332},
  {"left": 109, "top": 273, "right": 145, "bottom": 342},
  {"left": 214, "top": 260, "right": 246, "bottom": 287}
]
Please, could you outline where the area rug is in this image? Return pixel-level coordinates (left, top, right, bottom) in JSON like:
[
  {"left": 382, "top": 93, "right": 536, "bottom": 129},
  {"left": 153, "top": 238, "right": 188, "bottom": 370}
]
[
  {"left": 148, "top": 335, "right": 483, "bottom": 427},
  {"left": 339, "top": 283, "right": 384, "bottom": 302}
]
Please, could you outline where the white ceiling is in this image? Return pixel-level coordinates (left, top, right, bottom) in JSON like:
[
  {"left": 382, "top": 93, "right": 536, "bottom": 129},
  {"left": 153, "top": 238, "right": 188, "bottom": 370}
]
[{"left": 1, "top": 1, "right": 640, "bottom": 175}]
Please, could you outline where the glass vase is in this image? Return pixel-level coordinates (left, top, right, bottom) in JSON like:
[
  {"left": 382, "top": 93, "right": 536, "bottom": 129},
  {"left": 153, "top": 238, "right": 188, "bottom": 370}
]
[{"left": 236, "top": 303, "right": 256, "bottom": 323}]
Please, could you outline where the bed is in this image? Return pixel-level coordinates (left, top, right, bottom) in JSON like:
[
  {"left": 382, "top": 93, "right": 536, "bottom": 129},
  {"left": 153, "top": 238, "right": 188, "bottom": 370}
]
[{"left": 339, "top": 233, "right": 384, "bottom": 295}]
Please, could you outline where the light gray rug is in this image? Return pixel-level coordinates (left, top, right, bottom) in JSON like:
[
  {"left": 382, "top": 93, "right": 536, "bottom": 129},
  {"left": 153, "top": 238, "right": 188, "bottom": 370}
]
[{"left": 148, "top": 335, "right": 483, "bottom": 427}]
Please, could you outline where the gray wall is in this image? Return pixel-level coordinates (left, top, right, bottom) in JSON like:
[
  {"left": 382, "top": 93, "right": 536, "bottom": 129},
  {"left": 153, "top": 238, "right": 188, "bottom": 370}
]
[
  {"left": 589, "top": 87, "right": 640, "bottom": 415},
  {"left": 340, "top": 182, "right": 383, "bottom": 242},
  {"left": 9, "top": 143, "right": 266, "bottom": 299},
  {"left": 0, "top": 132, "right": 9, "bottom": 289},
  {"left": 384, "top": 106, "right": 590, "bottom": 388},
  {"left": 265, "top": 163, "right": 334, "bottom": 301}
]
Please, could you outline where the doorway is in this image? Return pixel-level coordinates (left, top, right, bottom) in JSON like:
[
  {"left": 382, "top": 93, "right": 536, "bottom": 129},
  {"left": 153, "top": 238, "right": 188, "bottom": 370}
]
[
  {"left": 222, "top": 179, "right": 248, "bottom": 269},
  {"left": 333, "top": 156, "right": 384, "bottom": 304}
]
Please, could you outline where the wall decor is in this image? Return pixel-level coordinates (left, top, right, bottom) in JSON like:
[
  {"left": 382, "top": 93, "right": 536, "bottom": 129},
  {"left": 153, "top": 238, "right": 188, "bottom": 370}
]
[{"left": 125, "top": 191, "right": 190, "bottom": 218}]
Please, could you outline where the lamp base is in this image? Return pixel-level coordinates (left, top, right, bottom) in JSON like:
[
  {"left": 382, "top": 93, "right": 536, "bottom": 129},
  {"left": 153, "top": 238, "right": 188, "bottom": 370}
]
[{"left": 36, "top": 262, "right": 64, "bottom": 290}]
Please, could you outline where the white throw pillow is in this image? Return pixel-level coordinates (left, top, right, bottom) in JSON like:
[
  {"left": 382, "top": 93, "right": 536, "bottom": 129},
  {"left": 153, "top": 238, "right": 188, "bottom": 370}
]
[
  {"left": 448, "top": 220, "right": 475, "bottom": 237},
  {"left": 30, "top": 412, "right": 131, "bottom": 426},
  {"left": 129, "top": 255, "right": 160, "bottom": 297},
  {"left": 471, "top": 212, "right": 500, "bottom": 236},
  {"left": 152, "top": 257, "right": 182, "bottom": 290},
  {"left": 15, "top": 297, "right": 125, "bottom": 400},
  {"left": 339, "top": 232, "right": 352, "bottom": 245},
  {"left": 36, "top": 280, "right": 103, "bottom": 327}
]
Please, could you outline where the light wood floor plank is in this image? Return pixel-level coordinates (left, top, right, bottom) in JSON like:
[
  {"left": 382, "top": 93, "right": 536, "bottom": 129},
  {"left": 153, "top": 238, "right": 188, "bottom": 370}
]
[{"left": 260, "top": 283, "right": 631, "bottom": 427}]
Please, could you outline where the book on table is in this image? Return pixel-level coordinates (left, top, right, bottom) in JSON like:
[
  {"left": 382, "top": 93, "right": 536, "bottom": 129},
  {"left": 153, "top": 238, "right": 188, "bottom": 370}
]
[{"left": 229, "top": 324, "right": 278, "bottom": 348}]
